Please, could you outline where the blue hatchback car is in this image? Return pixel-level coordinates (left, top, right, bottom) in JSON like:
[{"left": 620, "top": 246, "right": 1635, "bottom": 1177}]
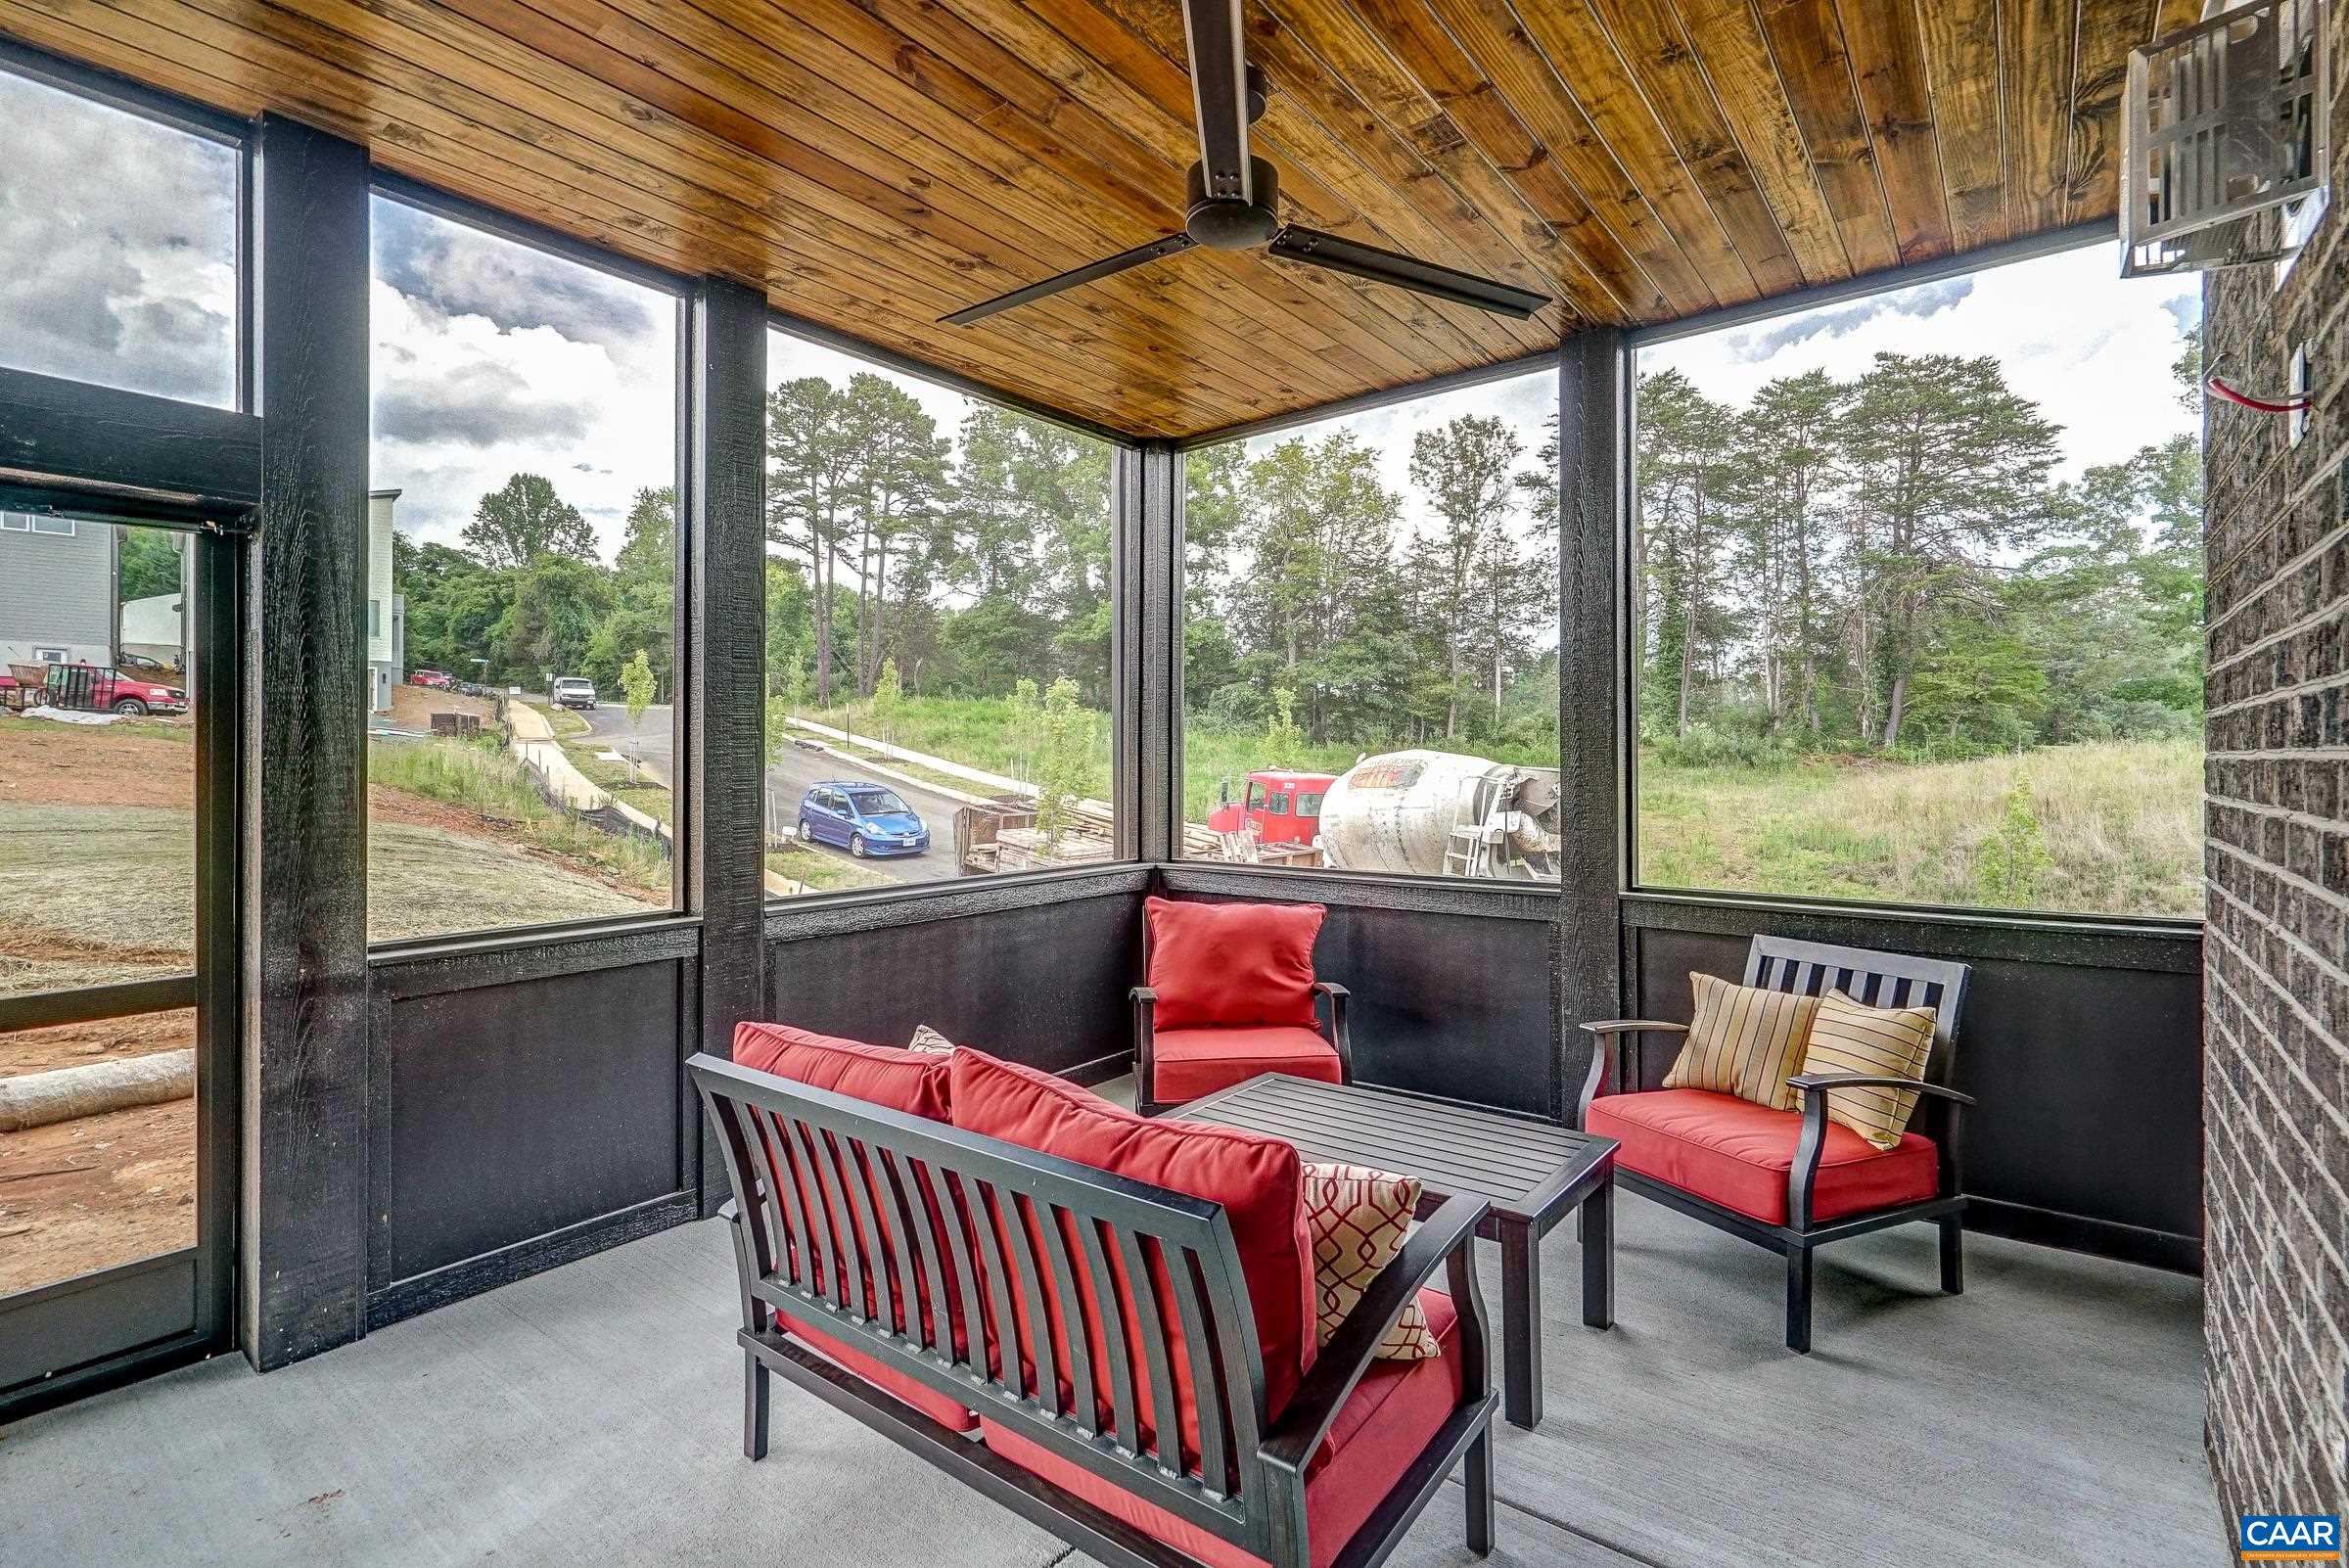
[{"left": 796, "top": 780, "right": 930, "bottom": 857}]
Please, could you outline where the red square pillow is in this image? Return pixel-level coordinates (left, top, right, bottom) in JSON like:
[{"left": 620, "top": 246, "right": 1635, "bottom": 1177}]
[
  {"left": 1144, "top": 895, "right": 1324, "bottom": 1031},
  {"left": 948, "top": 1047, "right": 1318, "bottom": 1433},
  {"left": 732, "top": 1021, "right": 951, "bottom": 1121}
]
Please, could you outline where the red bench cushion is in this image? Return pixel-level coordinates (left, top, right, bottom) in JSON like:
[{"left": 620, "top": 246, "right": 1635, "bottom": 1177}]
[
  {"left": 729, "top": 1021, "right": 973, "bottom": 1433},
  {"left": 1151, "top": 1024, "right": 1342, "bottom": 1103},
  {"left": 734, "top": 1021, "right": 952, "bottom": 1121},
  {"left": 949, "top": 1048, "right": 1317, "bottom": 1450},
  {"left": 1588, "top": 1087, "right": 1938, "bottom": 1226},
  {"left": 1145, "top": 896, "right": 1324, "bottom": 1031},
  {"left": 980, "top": 1288, "right": 1465, "bottom": 1568}
]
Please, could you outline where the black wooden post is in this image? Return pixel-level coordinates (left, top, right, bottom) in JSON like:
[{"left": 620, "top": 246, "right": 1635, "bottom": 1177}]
[
  {"left": 687, "top": 274, "right": 768, "bottom": 1218},
  {"left": 1555, "top": 328, "right": 1628, "bottom": 1119},
  {"left": 242, "top": 114, "right": 373, "bottom": 1370},
  {"left": 1113, "top": 441, "right": 1180, "bottom": 865}
]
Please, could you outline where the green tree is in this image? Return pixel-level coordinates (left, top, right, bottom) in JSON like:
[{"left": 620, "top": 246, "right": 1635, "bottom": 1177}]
[
  {"left": 115, "top": 528, "right": 184, "bottom": 605},
  {"left": 767, "top": 377, "right": 854, "bottom": 705},
  {"left": 582, "top": 486, "right": 674, "bottom": 698},
  {"left": 462, "top": 473, "right": 597, "bottom": 569},
  {"left": 868, "top": 656, "right": 902, "bottom": 745},
  {"left": 1405, "top": 415, "right": 1535, "bottom": 738},
  {"left": 1976, "top": 781, "right": 2055, "bottom": 906},
  {"left": 840, "top": 373, "right": 948, "bottom": 695},
  {"left": 1264, "top": 686, "right": 1305, "bottom": 764},
  {"left": 394, "top": 533, "right": 512, "bottom": 680},
  {"left": 620, "top": 647, "right": 656, "bottom": 727},
  {"left": 497, "top": 553, "right": 611, "bottom": 682},
  {"left": 1032, "top": 675, "right": 1093, "bottom": 848},
  {"left": 1634, "top": 369, "right": 1740, "bottom": 738},
  {"left": 1839, "top": 352, "right": 2061, "bottom": 750}
]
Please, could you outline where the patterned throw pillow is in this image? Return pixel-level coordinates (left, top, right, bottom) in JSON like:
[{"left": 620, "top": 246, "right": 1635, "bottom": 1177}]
[
  {"left": 1663, "top": 972, "right": 1819, "bottom": 1107},
  {"left": 1783, "top": 989, "right": 1938, "bottom": 1150},
  {"left": 1299, "top": 1163, "right": 1440, "bottom": 1361},
  {"left": 906, "top": 1024, "right": 955, "bottom": 1055}
]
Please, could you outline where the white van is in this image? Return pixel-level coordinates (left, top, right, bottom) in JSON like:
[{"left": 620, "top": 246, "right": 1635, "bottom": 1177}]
[{"left": 552, "top": 676, "right": 597, "bottom": 711}]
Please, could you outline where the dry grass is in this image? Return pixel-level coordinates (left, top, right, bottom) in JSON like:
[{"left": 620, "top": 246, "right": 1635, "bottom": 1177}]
[{"left": 1636, "top": 737, "right": 2205, "bottom": 917}]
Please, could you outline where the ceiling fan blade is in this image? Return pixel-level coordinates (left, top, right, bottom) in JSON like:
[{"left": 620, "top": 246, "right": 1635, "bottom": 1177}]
[
  {"left": 1267, "top": 226, "right": 1550, "bottom": 319},
  {"left": 941, "top": 234, "right": 1197, "bottom": 325},
  {"left": 1181, "top": 0, "right": 1253, "bottom": 204}
]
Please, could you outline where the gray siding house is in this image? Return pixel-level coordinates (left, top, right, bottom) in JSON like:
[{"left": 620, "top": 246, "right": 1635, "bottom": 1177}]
[{"left": 0, "top": 511, "right": 114, "bottom": 669}]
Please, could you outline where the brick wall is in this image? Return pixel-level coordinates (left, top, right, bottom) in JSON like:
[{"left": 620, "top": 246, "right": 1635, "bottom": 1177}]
[{"left": 2200, "top": 0, "right": 2349, "bottom": 1524}]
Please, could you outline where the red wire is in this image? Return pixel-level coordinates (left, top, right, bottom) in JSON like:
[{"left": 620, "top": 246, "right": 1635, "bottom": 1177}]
[{"left": 2207, "top": 374, "right": 2313, "bottom": 416}]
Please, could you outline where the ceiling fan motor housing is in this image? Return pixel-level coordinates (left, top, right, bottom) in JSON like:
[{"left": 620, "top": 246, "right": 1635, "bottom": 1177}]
[{"left": 1185, "top": 157, "right": 1281, "bottom": 249}]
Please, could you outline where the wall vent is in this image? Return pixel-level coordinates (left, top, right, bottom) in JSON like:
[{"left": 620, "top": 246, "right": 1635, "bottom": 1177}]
[{"left": 2121, "top": 0, "right": 2329, "bottom": 276}]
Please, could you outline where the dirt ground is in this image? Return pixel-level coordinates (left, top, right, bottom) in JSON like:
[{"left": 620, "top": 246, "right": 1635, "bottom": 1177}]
[
  {"left": 0, "top": 1097, "right": 195, "bottom": 1297},
  {"left": 387, "top": 682, "right": 495, "bottom": 730},
  {"left": 0, "top": 704, "right": 651, "bottom": 1295},
  {"left": 0, "top": 713, "right": 193, "bottom": 808}
]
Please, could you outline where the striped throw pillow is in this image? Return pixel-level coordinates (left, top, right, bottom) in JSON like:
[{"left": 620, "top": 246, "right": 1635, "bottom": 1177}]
[
  {"left": 1784, "top": 989, "right": 1938, "bottom": 1150},
  {"left": 1663, "top": 972, "right": 1819, "bottom": 1107},
  {"left": 906, "top": 1024, "right": 955, "bottom": 1054},
  {"left": 1300, "top": 1163, "right": 1439, "bottom": 1361}
]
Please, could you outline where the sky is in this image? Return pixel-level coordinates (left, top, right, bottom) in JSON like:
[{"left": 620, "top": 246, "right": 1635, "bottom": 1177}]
[
  {"left": 1638, "top": 242, "right": 2203, "bottom": 484},
  {"left": 2, "top": 57, "right": 2200, "bottom": 566}
]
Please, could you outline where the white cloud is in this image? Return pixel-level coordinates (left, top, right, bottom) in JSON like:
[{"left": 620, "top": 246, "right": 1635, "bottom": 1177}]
[
  {"left": 1642, "top": 242, "right": 2201, "bottom": 481},
  {"left": 367, "top": 204, "right": 678, "bottom": 561},
  {"left": 0, "top": 69, "right": 238, "bottom": 405}
]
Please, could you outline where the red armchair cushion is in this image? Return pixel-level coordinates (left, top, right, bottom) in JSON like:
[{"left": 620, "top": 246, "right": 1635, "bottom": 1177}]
[
  {"left": 729, "top": 1020, "right": 972, "bottom": 1432},
  {"left": 1588, "top": 1087, "right": 1938, "bottom": 1226},
  {"left": 1144, "top": 896, "right": 1324, "bottom": 1031},
  {"left": 979, "top": 1288, "right": 1465, "bottom": 1568},
  {"left": 1151, "top": 1025, "right": 1343, "bottom": 1103},
  {"left": 949, "top": 1047, "right": 1318, "bottom": 1442}
]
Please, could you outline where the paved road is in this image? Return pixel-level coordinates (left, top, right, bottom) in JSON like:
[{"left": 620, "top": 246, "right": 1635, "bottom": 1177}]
[{"left": 568, "top": 699, "right": 962, "bottom": 888}]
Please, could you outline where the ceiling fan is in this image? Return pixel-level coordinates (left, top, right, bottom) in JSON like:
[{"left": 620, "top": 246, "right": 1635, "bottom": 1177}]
[{"left": 941, "top": 0, "right": 1551, "bottom": 327}]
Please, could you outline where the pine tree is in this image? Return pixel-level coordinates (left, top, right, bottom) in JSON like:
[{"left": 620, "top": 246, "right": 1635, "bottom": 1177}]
[{"left": 1838, "top": 352, "right": 2061, "bottom": 751}]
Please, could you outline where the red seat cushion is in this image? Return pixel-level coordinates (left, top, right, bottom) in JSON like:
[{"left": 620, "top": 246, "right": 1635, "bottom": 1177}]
[
  {"left": 728, "top": 1021, "right": 973, "bottom": 1433},
  {"left": 1588, "top": 1087, "right": 1938, "bottom": 1226},
  {"left": 948, "top": 1048, "right": 1317, "bottom": 1449},
  {"left": 1145, "top": 896, "right": 1324, "bottom": 1031},
  {"left": 1152, "top": 1025, "right": 1343, "bottom": 1103},
  {"left": 980, "top": 1289, "right": 1465, "bottom": 1568}
]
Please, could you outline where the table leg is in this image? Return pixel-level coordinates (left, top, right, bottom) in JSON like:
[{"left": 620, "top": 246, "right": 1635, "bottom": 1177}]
[
  {"left": 1580, "top": 1175, "right": 1614, "bottom": 1330},
  {"left": 1498, "top": 1219, "right": 1541, "bottom": 1430}
]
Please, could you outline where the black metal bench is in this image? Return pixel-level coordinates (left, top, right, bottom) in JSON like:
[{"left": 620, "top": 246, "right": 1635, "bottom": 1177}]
[{"left": 692, "top": 1053, "right": 1497, "bottom": 1568}]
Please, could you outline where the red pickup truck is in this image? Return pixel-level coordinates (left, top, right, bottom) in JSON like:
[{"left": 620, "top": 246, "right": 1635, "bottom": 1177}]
[{"left": 12, "top": 664, "right": 191, "bottom": 715}]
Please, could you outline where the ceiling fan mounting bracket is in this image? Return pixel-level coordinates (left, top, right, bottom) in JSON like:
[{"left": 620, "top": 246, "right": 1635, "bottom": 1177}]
[{"left": 1185, "top": 158, "right": 1281, "bottom": 249}]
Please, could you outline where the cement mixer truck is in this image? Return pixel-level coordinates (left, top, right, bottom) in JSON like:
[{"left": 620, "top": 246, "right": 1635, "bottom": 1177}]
[{"left": 1203, "top": 750, "right": 1562, "bottom": 880}]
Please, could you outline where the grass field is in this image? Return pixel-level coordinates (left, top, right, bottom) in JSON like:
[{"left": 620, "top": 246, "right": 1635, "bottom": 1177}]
[{"left": 1635, "top": 738, "right": 2204, "bottom": 917}]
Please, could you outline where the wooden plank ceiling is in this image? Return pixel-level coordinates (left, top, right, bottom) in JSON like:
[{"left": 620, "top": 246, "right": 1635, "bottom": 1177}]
[{"left": 0, "top": 0, "right": 2203, "bottom": 439}]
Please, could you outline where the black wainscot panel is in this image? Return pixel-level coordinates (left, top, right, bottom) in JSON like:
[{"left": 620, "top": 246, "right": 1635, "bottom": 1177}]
[
  {"left": 374, "top": 957, "right": 689, "bottom": 1288},
  {"left": 766, "top": 890, "right": 1141, "bottom": 1077}
]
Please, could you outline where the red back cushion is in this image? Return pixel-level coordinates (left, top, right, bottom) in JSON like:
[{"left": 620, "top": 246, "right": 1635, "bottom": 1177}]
[
  {"left": 948, "top": 1049, "right": 1318, "bottom": 1437},
  {"left": 733, "top": 1021, "right": 952, "bottom": 1121},
  {"left": 1144, "top": 896, "right": 1324, "bottom": 1031}
]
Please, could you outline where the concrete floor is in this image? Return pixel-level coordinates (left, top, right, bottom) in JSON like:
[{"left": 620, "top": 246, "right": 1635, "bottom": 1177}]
[{"left": 0, "top": 1184, "right": 2215, "bottom": 1568}]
